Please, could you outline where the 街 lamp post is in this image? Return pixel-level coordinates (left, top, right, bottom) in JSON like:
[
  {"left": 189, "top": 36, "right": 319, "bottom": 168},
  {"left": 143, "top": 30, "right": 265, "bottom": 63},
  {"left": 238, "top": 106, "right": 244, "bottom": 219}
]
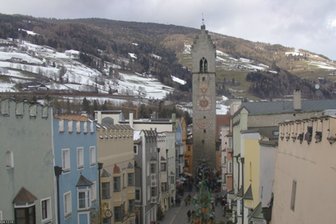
[
  {"left": 157, "top": 147, "right": 161, "bottom": 220},
  {"left": 54, "top": 166, "right": 63, "bottom": 224},
  {"left": 166, "top": 148, "right": 169, "bottom": 209},
  {"left": 98, "top": 163, "right": 103, "bottom": 223}
]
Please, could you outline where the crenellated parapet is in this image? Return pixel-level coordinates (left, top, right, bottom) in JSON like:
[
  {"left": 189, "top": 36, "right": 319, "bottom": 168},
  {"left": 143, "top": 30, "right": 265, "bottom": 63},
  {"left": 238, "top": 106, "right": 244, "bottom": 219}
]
[
  {"left": 0, "top": 98, "right": 51, "bottom": 119},
  {"left": 279, "top": 116, "right": 336, "bottom": 145}
]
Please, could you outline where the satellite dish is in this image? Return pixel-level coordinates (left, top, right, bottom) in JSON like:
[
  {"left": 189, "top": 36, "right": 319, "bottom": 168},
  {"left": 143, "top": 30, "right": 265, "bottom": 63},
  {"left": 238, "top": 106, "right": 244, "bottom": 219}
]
[{"left": 315, "top": 84, "right": 320, "bottom": 90}]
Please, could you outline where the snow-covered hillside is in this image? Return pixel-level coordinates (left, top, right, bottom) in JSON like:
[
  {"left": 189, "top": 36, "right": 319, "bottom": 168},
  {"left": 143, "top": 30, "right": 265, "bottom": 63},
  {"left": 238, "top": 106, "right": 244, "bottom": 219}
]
[{"left": 0, "top": 38, "right": 175, "bottom": 99}]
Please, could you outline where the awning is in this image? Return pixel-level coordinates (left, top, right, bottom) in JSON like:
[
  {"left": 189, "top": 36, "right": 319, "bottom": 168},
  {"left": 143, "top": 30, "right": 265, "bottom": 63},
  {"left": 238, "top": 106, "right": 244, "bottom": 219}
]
[
  {"left": 243, "top": 185, "right": 253, "bottom": 200},
  {"left": 13, "top": 187, "right": 37, "bottom": 205},
  {"left": 76, "top": 175, "right": 93, "bottom": 187},
  {"left": 248, "top": 202, "right": 264, "bottom": 221}
]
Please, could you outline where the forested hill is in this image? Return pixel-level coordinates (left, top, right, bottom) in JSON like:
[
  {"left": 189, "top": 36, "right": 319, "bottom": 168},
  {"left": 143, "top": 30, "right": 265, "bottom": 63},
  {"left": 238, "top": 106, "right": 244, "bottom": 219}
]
[{"left": 1, "top": 13, "right": 336, "bottom": 100}]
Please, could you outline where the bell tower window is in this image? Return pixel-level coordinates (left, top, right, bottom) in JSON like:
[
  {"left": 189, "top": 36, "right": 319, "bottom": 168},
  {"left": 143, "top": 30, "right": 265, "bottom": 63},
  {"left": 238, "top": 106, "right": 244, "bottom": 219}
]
[{"left": 199, "top": 57, "right": 208, "bottom": 73}]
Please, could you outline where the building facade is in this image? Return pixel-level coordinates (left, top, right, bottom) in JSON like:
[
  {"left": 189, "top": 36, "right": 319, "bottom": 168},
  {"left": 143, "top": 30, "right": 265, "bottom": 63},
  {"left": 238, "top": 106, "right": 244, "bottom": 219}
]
[
  {"left": 230, "top": 94, "right": 336, "bottom": 224},
  {"left": 272, "top": 115, "right": 336, "bottom": 224},
  {"left": 0, "top": 99, "right": 55, "bottom": 224},
  {"left": 96, "top": 122, "right": 135, "bottom": 224},
  {"left": 53, "top": 115, "right": 99, "bottom": 224},
  {"left": 134, "top": 130, "right": 159, "bottom": 224},
  {"left": 157, "top": 132, "right": 176, "bottom": 214},
  {"left": 191, "top": 24, "right": 217, "bottom": 175}
]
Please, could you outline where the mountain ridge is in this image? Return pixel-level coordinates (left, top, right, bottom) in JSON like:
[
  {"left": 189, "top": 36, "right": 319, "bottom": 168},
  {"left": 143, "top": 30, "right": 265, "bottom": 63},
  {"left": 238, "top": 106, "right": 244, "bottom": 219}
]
[{"left": 0, "top": 13, "right": 336, "bottom": 100}]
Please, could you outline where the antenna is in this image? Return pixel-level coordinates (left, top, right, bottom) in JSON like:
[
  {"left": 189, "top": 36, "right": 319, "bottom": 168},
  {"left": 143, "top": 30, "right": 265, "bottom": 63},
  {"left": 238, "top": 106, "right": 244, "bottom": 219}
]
[{"left": 202, "top": 13, "right": 205, "bottom": 25}]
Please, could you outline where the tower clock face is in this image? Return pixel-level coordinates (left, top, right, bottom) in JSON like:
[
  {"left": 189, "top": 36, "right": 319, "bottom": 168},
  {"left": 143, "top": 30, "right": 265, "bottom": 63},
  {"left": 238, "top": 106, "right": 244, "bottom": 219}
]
[{"left": 197, "top": 96, "right": 211, "bottom": 110}]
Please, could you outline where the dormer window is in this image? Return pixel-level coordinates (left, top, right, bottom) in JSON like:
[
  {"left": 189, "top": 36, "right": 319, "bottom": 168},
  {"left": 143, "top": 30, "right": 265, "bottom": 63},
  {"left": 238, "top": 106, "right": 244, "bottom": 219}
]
[{"left": 199, "top": 57, "right": 208, "bottom": 73}]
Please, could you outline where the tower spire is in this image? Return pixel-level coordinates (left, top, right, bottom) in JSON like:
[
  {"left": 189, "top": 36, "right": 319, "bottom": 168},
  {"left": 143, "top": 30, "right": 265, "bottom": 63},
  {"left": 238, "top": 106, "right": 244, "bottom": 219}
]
[{"left": 201, "top": 13, "right": 206, "bottom": 29}]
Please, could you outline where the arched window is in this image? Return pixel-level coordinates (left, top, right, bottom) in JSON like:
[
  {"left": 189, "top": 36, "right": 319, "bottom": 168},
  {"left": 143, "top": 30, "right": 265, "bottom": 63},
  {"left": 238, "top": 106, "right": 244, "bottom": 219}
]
[{"left": 199, "top": 57, "right": 208, "bottom": 73}]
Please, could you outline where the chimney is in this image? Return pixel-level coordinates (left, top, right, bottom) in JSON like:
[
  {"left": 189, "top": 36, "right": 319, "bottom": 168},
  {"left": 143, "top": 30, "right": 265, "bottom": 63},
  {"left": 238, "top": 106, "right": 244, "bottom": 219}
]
[
  {"left": 95, "top": 111, "right": 102, "bottom": 124},
  {"left": 293, "top": 89, "right": 302, "bottom": 111},
  {"left": 129, "top": 113, "right": 134, "bottom": 128}
]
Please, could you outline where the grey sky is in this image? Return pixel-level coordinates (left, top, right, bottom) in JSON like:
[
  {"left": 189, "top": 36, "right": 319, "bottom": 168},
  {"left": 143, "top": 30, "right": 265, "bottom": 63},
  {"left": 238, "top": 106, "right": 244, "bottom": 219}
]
[{"left": 2, "top": 0, "right": 336, "bottom": 59}]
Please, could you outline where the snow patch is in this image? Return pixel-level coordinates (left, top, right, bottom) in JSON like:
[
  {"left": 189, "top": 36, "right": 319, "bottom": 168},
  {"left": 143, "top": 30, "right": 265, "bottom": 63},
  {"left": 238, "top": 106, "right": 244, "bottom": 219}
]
[
  {"left": 128, "top": 53, "right": 137, "bottom": 59},
  {"left": 171, "top": 75, "right": 186, "bottom": 85},
  {"left": 18, "top": 28, "right": 39, "bottom": 36}
]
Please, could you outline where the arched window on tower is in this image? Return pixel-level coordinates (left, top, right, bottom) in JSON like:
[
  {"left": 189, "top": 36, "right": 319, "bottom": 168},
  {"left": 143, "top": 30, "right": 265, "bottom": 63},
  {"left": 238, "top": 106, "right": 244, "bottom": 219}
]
[{"left": 199, "top": 57, "right": 208, "bottom": 73}]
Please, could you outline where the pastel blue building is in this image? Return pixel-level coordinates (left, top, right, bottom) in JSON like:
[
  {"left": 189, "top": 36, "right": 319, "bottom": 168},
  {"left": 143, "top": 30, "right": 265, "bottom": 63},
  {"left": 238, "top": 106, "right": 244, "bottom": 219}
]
[{"left": 53, "top": 115, "right": 99, "bottom": 224}]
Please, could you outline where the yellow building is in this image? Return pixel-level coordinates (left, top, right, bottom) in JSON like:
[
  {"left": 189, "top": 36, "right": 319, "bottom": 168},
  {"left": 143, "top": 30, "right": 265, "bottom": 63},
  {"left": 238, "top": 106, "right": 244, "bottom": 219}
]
[
  {"left": 97, "top": 123, "right": 135, "bottom": 224},
  {"left": 242, "top": 131, "right": 261, "bottom": 211}
]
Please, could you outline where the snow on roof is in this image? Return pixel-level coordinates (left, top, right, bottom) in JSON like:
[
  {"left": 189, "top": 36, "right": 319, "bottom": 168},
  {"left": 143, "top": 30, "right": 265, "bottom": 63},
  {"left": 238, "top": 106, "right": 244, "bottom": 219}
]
[
  {"left": 150, "top": 53, "right": 162, "bottom": 60},
  {"left": 128, "top": 53, "right": 137, "bottom": 59},
  {"left": 18, "top": 28, "right": 39, "bottom": 36},
  {"left": 133, "top": 130, "right": 141, "bottom": 141},
  {"left": 171, "top": 75, "right": 186, "bottom": 85}
]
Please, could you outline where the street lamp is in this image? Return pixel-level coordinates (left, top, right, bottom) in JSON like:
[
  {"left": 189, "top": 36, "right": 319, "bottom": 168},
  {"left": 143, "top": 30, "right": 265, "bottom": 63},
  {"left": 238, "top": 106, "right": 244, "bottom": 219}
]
[
  {"left": 240, "top": 157, "right": 245, "bottom": 224},
  {"left": 54, "top": 166, "right": 63, "bottom": 224},
  {"left": 98, "top": 163, "right": 103, "bottom": 223},
  {"left": 157, "top": 147, "right": 161, "bottom": 221},
  {"left": 166, "top": 148, "right": 169, "bottom": 209}
]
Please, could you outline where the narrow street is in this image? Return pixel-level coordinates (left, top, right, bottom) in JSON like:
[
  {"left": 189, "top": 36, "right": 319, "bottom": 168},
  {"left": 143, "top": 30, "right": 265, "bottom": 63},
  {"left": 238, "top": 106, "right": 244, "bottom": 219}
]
[{"left": 159, "top": 194, "right": 229, "bottom": 224}]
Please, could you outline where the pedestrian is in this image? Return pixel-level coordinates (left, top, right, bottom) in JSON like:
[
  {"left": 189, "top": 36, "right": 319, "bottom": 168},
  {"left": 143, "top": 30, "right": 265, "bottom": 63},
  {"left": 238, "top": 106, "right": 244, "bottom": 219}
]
[{"left": 187, "top": 210, "right": 191, "bottom": 222}]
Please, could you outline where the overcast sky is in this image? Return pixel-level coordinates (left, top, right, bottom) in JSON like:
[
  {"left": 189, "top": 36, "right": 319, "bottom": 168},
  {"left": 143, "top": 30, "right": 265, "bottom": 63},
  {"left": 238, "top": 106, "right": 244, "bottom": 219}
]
[{"left": 2, "top": 0, "right": 336, "bottom": 60}]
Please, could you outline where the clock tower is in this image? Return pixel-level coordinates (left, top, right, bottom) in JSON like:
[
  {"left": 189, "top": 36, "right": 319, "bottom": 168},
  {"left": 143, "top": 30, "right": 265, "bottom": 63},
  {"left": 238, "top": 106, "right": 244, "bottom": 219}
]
[{"left": 192, "top": 24, "right": 216, "bottom": 175}]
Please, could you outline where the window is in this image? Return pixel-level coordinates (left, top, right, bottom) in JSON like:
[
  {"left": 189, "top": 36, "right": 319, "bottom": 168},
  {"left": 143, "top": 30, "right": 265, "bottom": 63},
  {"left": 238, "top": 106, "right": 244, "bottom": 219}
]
[
  {"left": 64, "top": 191, "right": 71, "bottom": 216},
  {"left": 77, "top": 147, "right": 84, "bottom": 169},
  {"left": 41, "top": 198, "right": 52, "bottom": 222},
  {"left": 135, "top": 188, "right": 141, "bottom": 201},
  {"left": 290, "top": 180, "right": 297, "bottom": 211},
  {"left": 78, "top": 189, "right": 91, "bottom": 210},
  {"left": 199, "top": 57, "right": 208, "bottom": 73},
  {"left": 128, "top": 173, "right": 134, "bottom": 186},
  {"left": 113, "top": 177, "right": 121, "bottom": 192},
  {"left": 114, "top": 206, "right": 122, "bottom": 222},
  {"left": 59, "top": 120, "right": 64, "bottom": 132},
  {"left": 150, "top": 163, "right": 156, "bottom": 174},
  {"left": 128, "top": 200, "right": 135, "bottom": 213},
  {"left": 170, "top": 176, "right": 174, "bottom": 185},
  {"left": 15, "top": 205, "right": 35, "bottom": 224},
  {"left": 76, "top": 121, "right": 81, "bottom": 133},
  {"left": 161, "top": 182, "right": 168, "bottom": 192},
  {"left": 133, "top": 145, "right": 138, "bottom": 155},
  {"left": 62, "top": 149, "right": 70, "bottom": 172},
  {"left": 91, "top": 181, "right": 97, "bottom": 201},
  {"left": 68, "top": 121, "right": 73, "bottom": 133},
  {"left": 0, "top": 210, "right": 3, "bottom": 221},
  {"left": 89, "top": 146, "right": 96, "bottom": 165},
  {"left": 160, "top": 163, "right": 167, "bottom": 172},
  {"left": 151, "top": 187, "right": 156, "bottom": 197},
  {"left": 5, "top": 150, "right": 14, "bottom": 168},
  {"left": 103, "top": 218, "right": 111, "bottom": 224},
  {"left": 102, "top": 218, "right": 111, "bottom": 224},
  {"left": 203, "top": 129, "right": 206, "bottom": 133},
  {"left": 102, "top": 182, "right": 111, "bottom": 199}
]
